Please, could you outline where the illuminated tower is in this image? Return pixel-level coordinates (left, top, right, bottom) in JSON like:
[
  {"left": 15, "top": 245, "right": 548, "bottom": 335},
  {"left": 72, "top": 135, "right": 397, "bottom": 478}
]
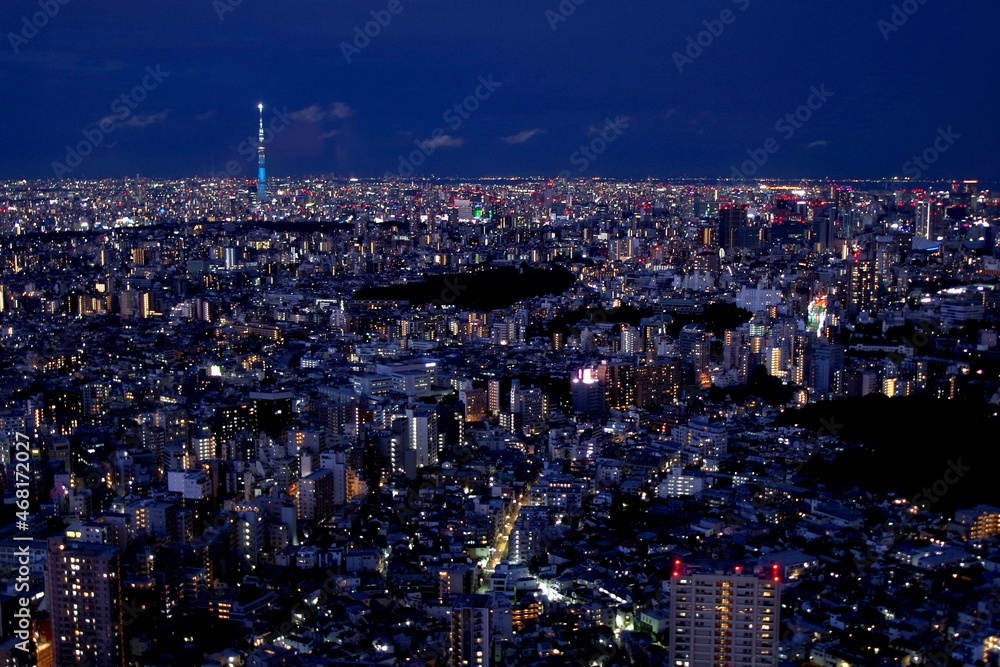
[{"left": 257, "top": 103, "right": 266, "bottom": 205}]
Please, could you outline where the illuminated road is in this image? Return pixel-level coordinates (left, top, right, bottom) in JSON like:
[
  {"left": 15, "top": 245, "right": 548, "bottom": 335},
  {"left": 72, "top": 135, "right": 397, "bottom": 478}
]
[{"left": 478, "top": 486, "right": 530, "bottom": 592}]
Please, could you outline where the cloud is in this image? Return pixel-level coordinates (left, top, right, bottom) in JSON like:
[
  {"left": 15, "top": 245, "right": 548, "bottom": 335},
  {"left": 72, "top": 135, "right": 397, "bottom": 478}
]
[
  {"left": 502, "top": 128, "right": 545, "bottom": 144},
  {"left": 288, "top": 102, "right": 355, "bottom": 123},
  {"left": 196, "top": 110, "right": 217, "bottom": 122},
  {"left": 807, "top": 139, "right": 829, "bottom": 149},
  {"left": 288, "top": 105, "right": 324, "bottom": 123},
  {"left": 660, "top": 108, "right": 677, "bottom": 120},
  {"left": 418, "top": 135, "right": 464, "bottom": 150},
  {"left": 330, "top": 102, "right": 354, "bottom": 120},
  {"left": 98, "top": 110, "right": 171, "bottom": 129},
  {"left": 321, "top": 130, "right": 340, "bottom": 139},
  {"left": 120, "top": 110, "right": 171, "bottom": 128}
]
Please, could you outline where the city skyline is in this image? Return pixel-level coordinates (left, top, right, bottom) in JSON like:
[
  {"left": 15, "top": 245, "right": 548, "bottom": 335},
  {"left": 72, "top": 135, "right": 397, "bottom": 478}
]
[
  {"left": 1, "top": 174, "right": 999, "bottom": 666},
  {"left": 3, "top": 2, "right": 1000, "bottom": 666}
]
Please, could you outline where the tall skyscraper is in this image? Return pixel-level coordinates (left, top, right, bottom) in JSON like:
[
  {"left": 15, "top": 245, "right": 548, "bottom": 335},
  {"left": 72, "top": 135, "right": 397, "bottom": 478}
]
[
  {"left": 847, "top": 255, "right": 877, "bottom": 315},
  {"left": 669, "top": 568, "right": 780, "bottom": 667},
  {"left": 915, "top": 200, "right": 933, "bottom": 239},
  {"left": 718, "top": 203, "right": 749, "bottom": 250},
  {"left": 257, "top": 103, "right": 266, "bottom": 205},
  {"left": 46, "top": 537, "right": 125, "bottom": 667},
  {"left": 811, "top": 203, "right": 836, "bottom": 251}
]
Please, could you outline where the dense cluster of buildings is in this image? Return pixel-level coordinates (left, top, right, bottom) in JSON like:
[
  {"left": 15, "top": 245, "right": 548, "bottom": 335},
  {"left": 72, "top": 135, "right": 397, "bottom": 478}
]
[{"left": 0, "top": 176, "right": 999, "bottom": 667}]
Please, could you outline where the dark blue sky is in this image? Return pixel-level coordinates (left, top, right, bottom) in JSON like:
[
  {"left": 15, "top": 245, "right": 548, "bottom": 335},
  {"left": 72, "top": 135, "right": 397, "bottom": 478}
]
[{"left": 1, "top": 0, "right": 997, "bottom": 181}]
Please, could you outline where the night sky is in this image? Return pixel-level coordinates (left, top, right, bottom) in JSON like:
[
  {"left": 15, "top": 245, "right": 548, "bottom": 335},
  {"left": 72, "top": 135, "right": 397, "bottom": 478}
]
[{"left": 1, "top": 0, "right": 997, "bottom": 181}]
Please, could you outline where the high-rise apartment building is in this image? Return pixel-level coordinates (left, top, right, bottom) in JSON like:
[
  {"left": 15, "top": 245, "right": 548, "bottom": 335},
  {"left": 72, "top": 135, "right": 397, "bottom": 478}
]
[
  {"left": 487, "top": 379, "right": 502, "bottom": 415},
  {"left": 407, "top": 406, "right": 439, "bottom": 468},
  {"left": 669, "top": 568, "right": 780, "bottom": 667},
  {"left": 597, "top": 360, "right": 637, "bottom": 411},
  {"left": 297, "top": 469, "right": 335, "bottom": 521},
  {"left": 460, "top": 388, "right": 488, "bottom": 423},
  {"left": 571, "top": 367, "right": 606, "bottom": 416},
  {"left": 847, "top": 255, "right": 877, "bottom": 315},
  {"left": 679, "top": 324, "right": 712, "bottom": 375},
  {"left": 46, "top": 537, "right": 125, "bottom": 667},
  {"left": 635, "top": 360, "right": 682, "bottom": 409},
  {"left": 449, "top": 593, "right": 512, "bottom": 667},
  {"left": 810, "top": 342, "right": 845, "bottom": 396}
]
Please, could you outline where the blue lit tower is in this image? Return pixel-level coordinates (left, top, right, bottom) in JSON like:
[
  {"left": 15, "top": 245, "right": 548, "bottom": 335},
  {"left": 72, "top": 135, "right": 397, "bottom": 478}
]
[{"left": 257, "top": 103, "right": 266, "bottom": 204}]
